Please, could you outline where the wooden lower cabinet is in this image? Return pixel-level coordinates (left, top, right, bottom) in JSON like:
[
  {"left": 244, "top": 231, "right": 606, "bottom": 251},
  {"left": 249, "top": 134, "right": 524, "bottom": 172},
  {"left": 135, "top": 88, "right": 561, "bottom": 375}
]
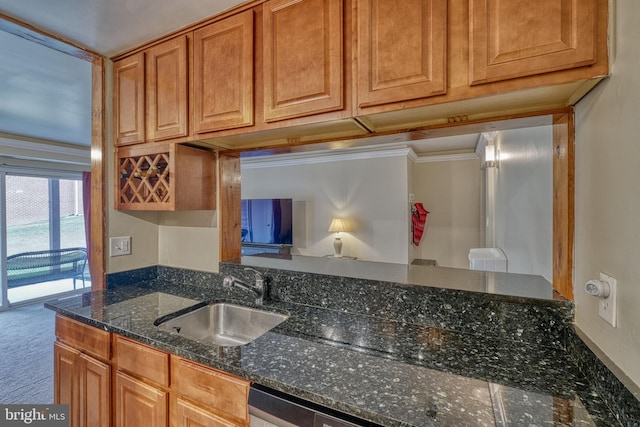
[
  {"left": 171, "top": 356, "right": 250, "bottom": 425},
  {"left": 115, "top": 372, "right": 169, "bottom": 427},
  {"left": 173, "top": 397, "right": 238, "bottom": 427},
  {"left": 54, "top": 342, "right": 111, "bottom": 427},
  {"left": 79, "top": 353, "right": 110, "bottom": 427},
  {"left": 114, "top": 336, "right": 170, "bottom": 387},
  {"left": 54, "top": 316, "right": 251, "bottom": 427},
  {"left": 54, "top": 342, "right": 80, "bottom": 427}
]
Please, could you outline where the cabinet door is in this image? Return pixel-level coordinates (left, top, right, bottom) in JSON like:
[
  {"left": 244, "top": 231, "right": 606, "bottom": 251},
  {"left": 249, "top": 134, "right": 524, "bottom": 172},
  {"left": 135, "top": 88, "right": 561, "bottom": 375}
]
[
  {"left": 171, "top": 356, "right": 250, "bottom": 425},
  {"left": 173, "top": 397, "right": 238, "bottom": 427},
  {"left": 54, "top": 342, "right": 80, "bottom": 427},
  {"left": 263, "top": 0, "right": 343, "bottom": 122},
  {"left": 146, "top": 35, "right": 189, "bottom": 141},
  {"left": 79, "top": 354, "right": 110, "bottom": 427},
  {"left": 194, "top": 10, "right": 254, "bottom": 133},
  {"left": 469, "top": 0, "right": 597, "bottom": 85},
  {"left": 115, "top": 372, "right": 168, "bottom": 427},
  {"left": 114, "top": 53, "right": 146, "bottom": 145},
  {"left": 356, "top": 0, "right": 447, "bottom": 108}
]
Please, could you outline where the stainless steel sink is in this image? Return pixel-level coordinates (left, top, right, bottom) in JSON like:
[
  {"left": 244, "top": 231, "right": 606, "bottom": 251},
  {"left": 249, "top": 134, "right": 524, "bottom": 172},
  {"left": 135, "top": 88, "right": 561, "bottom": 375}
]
[{"left": 156, "top": 303, "right": 289, "bottom": 346}]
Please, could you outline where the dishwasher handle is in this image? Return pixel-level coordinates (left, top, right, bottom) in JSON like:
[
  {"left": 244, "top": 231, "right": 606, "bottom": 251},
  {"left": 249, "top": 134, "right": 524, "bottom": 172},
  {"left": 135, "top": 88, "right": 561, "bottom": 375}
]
[{"left": 248, "top": 386, "right": 367, "bottom": 427}]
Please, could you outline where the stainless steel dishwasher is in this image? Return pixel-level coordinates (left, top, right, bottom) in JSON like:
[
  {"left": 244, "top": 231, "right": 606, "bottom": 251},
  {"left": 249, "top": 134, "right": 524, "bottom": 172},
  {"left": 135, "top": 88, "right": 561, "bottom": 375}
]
[{"left": 249, "top": 385, "right": 377, "bottom": 427}]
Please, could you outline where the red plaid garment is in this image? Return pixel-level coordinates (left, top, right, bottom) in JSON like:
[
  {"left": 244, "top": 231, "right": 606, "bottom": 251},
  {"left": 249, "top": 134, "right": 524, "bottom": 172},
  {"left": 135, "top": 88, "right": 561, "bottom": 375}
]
[{"left": 412, "top": 202, "right": 429, "bottom": 246}]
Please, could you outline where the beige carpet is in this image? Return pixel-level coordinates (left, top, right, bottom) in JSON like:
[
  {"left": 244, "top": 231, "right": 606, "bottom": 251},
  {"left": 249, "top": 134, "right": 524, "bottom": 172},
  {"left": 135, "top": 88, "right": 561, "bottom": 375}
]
[{"left": 0, "top": 303, "right": 55, "bottom": 403}]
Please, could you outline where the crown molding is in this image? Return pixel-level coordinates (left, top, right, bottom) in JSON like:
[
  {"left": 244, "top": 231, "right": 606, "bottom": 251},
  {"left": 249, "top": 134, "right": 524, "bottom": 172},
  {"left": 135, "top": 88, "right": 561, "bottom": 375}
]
[
  {"left": 413, "top": 152, "right": 480, "bottom": 163},
  {"left": 241, "top": 145, "right": 414, "bottom": 169}
]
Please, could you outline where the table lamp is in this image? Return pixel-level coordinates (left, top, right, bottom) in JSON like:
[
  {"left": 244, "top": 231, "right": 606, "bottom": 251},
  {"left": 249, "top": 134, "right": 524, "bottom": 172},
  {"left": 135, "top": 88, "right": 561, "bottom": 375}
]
[{"left": 328, "top": 218, "right": 347, "bottom": 258}]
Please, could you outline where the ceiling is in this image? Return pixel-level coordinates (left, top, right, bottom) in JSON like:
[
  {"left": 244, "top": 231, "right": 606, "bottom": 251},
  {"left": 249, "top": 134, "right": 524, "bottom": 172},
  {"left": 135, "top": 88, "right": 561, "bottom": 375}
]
[
  {"left": 0, "top": 0, "right": 249, "bottom": 56},
  {"left": 0, "top": 0, "right": 481, "bottom": 159}
]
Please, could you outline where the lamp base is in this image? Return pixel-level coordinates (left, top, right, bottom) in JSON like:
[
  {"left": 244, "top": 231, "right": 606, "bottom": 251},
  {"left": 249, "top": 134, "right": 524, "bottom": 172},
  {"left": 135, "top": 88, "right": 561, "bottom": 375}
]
[{"left": 333, "top": 237, "right": 343, "bottom": 258}]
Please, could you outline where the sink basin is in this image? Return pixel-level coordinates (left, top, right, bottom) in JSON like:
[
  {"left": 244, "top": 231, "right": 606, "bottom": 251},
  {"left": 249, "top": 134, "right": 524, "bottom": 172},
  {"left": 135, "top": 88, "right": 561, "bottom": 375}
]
[{"left": 156, "top": 303, "right": 289, "bottom": 347}]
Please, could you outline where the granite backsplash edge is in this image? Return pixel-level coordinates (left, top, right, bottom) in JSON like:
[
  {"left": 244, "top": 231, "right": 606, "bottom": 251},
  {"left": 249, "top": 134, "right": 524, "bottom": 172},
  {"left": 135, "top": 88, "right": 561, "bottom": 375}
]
[
  {"left": 567, "top": 327, "right": 640, "bottom": 427},
  {"left": 219, "top": 262, "right": 574, "bottom": 350}
]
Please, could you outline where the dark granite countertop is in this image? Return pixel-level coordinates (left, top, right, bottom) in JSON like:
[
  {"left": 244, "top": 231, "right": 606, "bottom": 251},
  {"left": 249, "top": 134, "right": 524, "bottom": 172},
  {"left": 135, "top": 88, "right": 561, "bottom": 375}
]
[{"left": 45, "top": 277, "right": 620, "bottom": 427}]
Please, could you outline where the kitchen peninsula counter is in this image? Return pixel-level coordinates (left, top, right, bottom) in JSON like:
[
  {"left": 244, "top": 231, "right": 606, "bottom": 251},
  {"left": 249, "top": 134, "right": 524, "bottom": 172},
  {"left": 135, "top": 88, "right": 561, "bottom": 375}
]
[
  {"left": 45, "top": 265, "right": 628, "bottom": 426},
  {"left": 232, "top": 255, "right": 558, "bottom": 301}
]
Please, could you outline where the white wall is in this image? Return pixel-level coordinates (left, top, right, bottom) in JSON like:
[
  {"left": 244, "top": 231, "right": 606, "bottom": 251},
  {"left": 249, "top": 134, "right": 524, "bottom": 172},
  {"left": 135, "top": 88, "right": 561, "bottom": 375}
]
[
  {"left": 158, "top": 225, "right": 218, "bottom": 271},
  {"left": 493, "top": 127, "right": 553, "bottom": 281},
  {"left": 107, "top": 192, "right": 219, "bottom": 273},
  {"left": 412, "top": 158, "right": 482, "bottom": 268},
  {"left": 107, "top": 190, "right": 219, "bottom": 273},
  {"left": 574, "top": 0, "right": 640, "bottom": 388},
  {"left": 241, "top": 150, "right": 410, "bottom": 264}
]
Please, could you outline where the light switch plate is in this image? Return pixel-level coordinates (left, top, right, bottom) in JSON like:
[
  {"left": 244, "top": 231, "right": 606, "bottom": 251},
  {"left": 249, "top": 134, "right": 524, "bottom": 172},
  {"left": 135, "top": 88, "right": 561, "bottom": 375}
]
[
  {"left": 110, "top": 236, "right": 131, "bottom": 257},
  {"left": 598, "top": 272, "right": 617, "bottom": 327}
]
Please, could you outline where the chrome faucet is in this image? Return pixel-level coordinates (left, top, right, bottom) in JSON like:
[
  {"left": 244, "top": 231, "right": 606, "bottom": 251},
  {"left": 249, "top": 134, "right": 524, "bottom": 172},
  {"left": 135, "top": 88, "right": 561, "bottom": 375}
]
[{"left": 222, "top": 268, "right": 265, "bottom": 305}]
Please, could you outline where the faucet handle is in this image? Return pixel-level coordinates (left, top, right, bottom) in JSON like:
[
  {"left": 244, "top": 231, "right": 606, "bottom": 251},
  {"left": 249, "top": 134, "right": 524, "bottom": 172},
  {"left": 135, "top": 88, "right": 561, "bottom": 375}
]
[
  {"left": 222, "top": 275, "right": 234, "bottom": 289},
  {"left": 244, "top": 268, "right": 266, "bottom": 305},
  {"left": 244, "top": 267, "right": 263, "bottom": 282}
]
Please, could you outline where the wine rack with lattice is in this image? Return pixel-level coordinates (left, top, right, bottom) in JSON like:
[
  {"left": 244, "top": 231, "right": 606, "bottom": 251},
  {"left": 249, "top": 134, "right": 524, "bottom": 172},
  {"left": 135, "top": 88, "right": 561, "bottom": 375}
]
[
  {"left": 119, "top": 152, "right": 170, "bottom": 205},
  {"left": 116, "top": 143, "right": 216, "bottom": 211}
]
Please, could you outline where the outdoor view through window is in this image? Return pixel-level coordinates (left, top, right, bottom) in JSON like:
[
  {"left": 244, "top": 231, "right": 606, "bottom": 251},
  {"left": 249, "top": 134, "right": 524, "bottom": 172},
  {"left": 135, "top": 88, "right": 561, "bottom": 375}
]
[{"left": 5, "top": 174, "right": 89, "bottom": 305}]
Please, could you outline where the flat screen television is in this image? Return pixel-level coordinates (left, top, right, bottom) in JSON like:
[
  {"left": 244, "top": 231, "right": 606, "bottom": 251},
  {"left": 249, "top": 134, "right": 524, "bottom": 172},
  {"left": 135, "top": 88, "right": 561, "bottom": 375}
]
[{"left": 241, "top": 198, "right": 293, "bottom": 246}]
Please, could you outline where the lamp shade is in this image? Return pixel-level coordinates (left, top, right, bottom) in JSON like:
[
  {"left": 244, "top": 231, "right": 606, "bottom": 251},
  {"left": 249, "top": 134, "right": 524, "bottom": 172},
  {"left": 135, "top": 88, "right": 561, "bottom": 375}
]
[{"left": 328, "top": 218, "right": 346, "bottom": 233}]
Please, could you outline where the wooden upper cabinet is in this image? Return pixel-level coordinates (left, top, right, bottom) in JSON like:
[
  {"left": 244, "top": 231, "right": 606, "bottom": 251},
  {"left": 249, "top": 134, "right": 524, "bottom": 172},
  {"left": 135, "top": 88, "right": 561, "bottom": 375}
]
[
  {"left": 116, "top": 143, "right": 216, "bottom": 211},
  {"left": 194, "top": 10, "right": 254, "bottom": 133},
  {"left": 469, "top": 0, "right": 597, "bottom": 85},
  {"left": 356, "top": 0, "right": 447, "bottom": 108},
  {"left": 109, "top": 0, "right": 606, "bottom": 147},
  {"left": 146, "top": 35, "right": 189, "bottom": 141},
  {"left": 114, "top": 53, "right": 145, "bottom": 145},
  {"left": 263, "top": 0, "right": 344, "bottom": 122}
]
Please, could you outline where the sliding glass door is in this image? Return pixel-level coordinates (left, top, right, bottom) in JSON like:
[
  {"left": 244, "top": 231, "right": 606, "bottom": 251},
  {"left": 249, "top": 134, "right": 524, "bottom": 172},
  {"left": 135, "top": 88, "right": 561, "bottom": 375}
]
[{"left": 0, "top": 168, "right": 89, "bottom": 308}]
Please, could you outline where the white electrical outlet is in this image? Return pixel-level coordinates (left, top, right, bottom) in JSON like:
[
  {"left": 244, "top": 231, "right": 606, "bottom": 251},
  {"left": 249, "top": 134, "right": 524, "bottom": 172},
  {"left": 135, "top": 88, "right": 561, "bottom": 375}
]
[
  {"left": 110, "top": 236, "right": 131, "bottom": 257},
  {"left": 598, "top": 272, "right": 617, "bottom": 327}
]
